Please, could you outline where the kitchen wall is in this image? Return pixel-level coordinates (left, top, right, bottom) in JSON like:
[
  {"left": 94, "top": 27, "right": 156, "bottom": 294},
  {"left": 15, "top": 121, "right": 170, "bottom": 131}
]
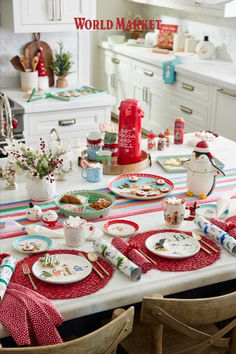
[
  {"left": 0, "top": 28, "right": 78, "bottom": 89},
  {"left": 140, "top": 5, "right": 236, "bottom": 62}
]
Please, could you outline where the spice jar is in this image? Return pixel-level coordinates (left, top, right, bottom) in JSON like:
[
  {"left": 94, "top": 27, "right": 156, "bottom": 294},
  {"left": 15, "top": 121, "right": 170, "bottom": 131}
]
[
  {"left": 164, "top": 128, "right": 171, "bottom": 147},
  {"left": 147, "top": 130, "right": 156, "bottom": 150},
  {"left": 157, "top": 131, "right": 166, "bottom": 151}
]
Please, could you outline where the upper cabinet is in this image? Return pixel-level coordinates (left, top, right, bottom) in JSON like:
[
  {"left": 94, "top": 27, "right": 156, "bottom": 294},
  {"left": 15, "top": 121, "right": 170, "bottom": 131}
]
[
  {"left": 128, "top": 0, "right": 236, "bottom": 17},
  {"left": 0, "top": 0, "right": 91, "bottom": 32}
]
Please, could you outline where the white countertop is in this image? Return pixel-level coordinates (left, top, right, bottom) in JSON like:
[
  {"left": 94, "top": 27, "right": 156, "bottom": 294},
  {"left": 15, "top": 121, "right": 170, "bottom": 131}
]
[
  {"left": 0, "top": 133, "right": 236, "bottom": 338},
  {"left": 3, "top": 88, "right": 116, "bottom": 114},
  {"left": 100, "top": 42, "right": 236, "bottom": 91}
]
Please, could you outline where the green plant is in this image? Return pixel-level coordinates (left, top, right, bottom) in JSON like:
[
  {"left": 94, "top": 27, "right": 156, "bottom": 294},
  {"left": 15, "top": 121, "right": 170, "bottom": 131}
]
[{"left": 50, "top": 41, "right": 74, "bottom": 77}]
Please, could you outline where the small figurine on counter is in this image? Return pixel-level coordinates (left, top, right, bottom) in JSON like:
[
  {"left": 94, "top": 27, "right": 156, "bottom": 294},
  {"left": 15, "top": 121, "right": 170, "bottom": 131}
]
[
  {"left": 185, "top": 201, "right": 199, "bottom": 221},
  {"left": 26, "top": 202, "right": 43, "bottom": 221},
  {"left": 42, "top": 210, "right": 58, "bottom": 227},
  {"left": 183, "top": 140, "right": 225, "bottom": 199}
]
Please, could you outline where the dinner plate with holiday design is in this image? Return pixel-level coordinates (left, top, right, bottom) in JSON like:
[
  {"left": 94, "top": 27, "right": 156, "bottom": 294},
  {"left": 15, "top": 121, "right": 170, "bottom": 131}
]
[
  {"left": 13, "top": 235, "right": 52, "bottom": 254},
  {"left": 108, "top": 173, "right": 174, "bottom": 200},
  {"left": 103, "top": 219, "right": 139, "bottom": 237},
  {"left": 145, "top": 231, "right": 200, "bottom": 259},
  {"left": 32, "top": 254, "right": 92, "bottom": 284}
]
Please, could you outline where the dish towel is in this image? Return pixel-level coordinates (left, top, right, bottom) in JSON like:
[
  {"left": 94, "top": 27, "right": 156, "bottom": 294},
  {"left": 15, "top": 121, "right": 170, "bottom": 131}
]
[
  {"left": 0, "top": 283, "right": 63, "bottom": 346},
  {"left": 163, "top": 59, "right": 180, "bottom": 83}
]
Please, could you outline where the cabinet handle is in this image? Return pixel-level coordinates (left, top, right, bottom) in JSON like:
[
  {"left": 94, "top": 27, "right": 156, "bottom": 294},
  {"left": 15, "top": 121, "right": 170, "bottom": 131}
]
[
  {"left": 143, "top": 69, "right": 154, "bottom": 77},
  {"left": 53, "top": 0, "right": 56, "bottom": 21},
  {"left": 146, "top": 88, "right": 150, "bottom": 103},
  {"left": 182, "top": 82, "right": 194, "bottom": 91},
  {"left": 111, "top": 58, "right": 120, "bottom": 64},
  {"left": 50, "top": 0, "right": 54, "bottom": 20},
  {"left": 180, "top": 105, "right": 193, "bottom": 115},
  {"left": 217, "top": 88, "right": 236, "bottom": 98},
  {"left": 58, "top": 0, "right": 62, "bottom": 21},
  {"left": 58, "top": 119, "right": 76, "bottom": 126}
]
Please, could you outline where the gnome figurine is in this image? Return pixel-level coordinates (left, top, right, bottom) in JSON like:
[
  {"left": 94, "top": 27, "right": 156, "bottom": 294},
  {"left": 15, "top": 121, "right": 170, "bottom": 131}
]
[{"left": 183, "top": 140, "right": 224, "bottom": 199}]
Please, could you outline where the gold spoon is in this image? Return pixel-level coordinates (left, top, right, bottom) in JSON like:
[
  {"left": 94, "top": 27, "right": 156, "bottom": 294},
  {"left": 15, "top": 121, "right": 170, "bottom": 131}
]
[
  {"left": 192, "top": 231, "right": 218, "bottom": 254},
  {"left": 87, "top": 252, "right": 110, "bottom": 276}
]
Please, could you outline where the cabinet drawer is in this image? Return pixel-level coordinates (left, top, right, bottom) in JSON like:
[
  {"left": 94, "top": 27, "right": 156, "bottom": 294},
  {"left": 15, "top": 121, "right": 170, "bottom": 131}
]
[
  {"left": 167, "top": 74, "right": 210, "bottom": 104},
  {"left": 133, "top": 60, "right": 162, "bottom": 86},
  {"left": 166, "top": 94, "right": 208, "bottom": 130},
  {"left": 26, "top": 108, "right": 106, "bottom": 138},
  {"left": 105, "top": 51, "right": 132, "bottom": 75}
]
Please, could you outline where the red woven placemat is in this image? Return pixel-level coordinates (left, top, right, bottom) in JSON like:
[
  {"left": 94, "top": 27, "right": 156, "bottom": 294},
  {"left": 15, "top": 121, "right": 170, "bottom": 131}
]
[
  {"left": 129, "top": 229, "right": 221, "bottom": 272},
  {"left": 11, "top": 250, "right": 113, "bottom": 299}
]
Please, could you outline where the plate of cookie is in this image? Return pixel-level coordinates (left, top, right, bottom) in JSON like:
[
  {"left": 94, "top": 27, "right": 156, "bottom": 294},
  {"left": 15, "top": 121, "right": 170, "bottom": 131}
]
[
  {"left": 108, "top": 173, "right": 174, "bottom": 200},
  {"left": 156, "top": 154, "right": 224, "bottom": 173},
  {"left": 55, "top": 190, "right": 115, "bottom": 219}
]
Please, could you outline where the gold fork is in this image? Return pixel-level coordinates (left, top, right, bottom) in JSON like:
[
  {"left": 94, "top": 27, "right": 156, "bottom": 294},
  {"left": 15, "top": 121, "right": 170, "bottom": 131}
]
[{"left": 22, "top": 263, "right": 37, "bottom": 290}]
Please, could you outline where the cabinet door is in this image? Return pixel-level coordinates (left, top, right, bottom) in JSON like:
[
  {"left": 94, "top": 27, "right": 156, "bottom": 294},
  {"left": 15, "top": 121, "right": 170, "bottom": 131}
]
[
  {"left": 60, "top": 0, "right": 82, "bottom": 23},
  {"left": 148, "top": 87, "right": 163, "bottom": 132},
  {"left": 133, "top": 81, "right": 149, "bottom": 129},
  {"left": 213, "top": 88, "right": 236, "bottom": 141},
  {"left": 112, "top": 74, "right": 130, "bottom": 116},
  {"left": 21, "top": 0, "right": 53, "bottom": 24}
]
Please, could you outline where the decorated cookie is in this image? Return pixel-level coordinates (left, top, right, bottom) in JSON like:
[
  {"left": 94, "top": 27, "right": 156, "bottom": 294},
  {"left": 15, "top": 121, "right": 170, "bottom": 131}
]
[
  {"left": 146, "top": 191, "right": 157, "bottom": 197},
  {"left": 26, "top": 202, "right": 42, "bottom": 221},
  {"left": 160, "top": 187, "right": 170, "bottom": 193},
  {"left": 42, "top": 210, "right": 58, "bottom": 227},
  {"left": 136, "top": 190, "right": 146, "bottom": 197},
  {"left": 39, "top": 253, "right": 60, "bottom": 268},
  {"left": 141, "top": 184, "right": 151, "bottom": 191},
  {"left": 129, "top": 176, "right": 139, "bottom": 182},
  {"left": 156, "top": 179, "right": 165, "bottom": 185}
]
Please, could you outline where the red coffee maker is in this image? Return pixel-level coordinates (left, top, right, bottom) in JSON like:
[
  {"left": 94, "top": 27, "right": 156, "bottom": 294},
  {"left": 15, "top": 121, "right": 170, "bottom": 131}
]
[{"left": 117, "top": 99, "right": 144, "bottom": 165}]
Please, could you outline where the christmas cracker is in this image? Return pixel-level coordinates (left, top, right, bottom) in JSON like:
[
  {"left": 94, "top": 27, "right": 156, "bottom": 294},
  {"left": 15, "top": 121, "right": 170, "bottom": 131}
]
[{"left": 0, "top": 256, "right": 17, "bottom": 301}]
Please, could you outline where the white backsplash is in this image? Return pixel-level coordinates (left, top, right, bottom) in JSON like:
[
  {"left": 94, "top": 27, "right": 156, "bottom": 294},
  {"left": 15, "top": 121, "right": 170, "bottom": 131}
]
[
  {"left": 0, "top": 29, "right": 78, "bottom": 89},
  {"left": 140, "top": 5, "right": 236, "bottom": 62}
]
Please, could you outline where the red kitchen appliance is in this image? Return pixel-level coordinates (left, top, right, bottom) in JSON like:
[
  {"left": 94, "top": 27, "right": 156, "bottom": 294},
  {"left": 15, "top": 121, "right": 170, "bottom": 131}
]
[{"left": 117, "top": 99, "right": 144, "bottom": 165}]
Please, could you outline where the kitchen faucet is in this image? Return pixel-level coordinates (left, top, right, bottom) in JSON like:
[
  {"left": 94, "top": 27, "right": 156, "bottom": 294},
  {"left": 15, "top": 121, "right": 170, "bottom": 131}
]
[{"left": 0, "top": 93, "right": 16, "bottom": 190}]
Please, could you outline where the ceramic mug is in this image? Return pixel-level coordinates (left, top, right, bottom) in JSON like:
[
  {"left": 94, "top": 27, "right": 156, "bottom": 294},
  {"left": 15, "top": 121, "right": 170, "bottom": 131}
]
[
  {"left": 87, "top": 146, "right": 102, "bottom": 161},
  {"left": 81, "top": 164, "right": 103, "bottom": 183},
  {"left": 63, "top": 222, "right": 95, "bottom": 247},
  {"left": 86, "top": 131, "right": 103, "bottom": 146},
  {"left": 162, "top": 198, "right": 186, "bottom": 227},
  {"left": 96, "top": 150, "right": 112, "bottom": 165}
]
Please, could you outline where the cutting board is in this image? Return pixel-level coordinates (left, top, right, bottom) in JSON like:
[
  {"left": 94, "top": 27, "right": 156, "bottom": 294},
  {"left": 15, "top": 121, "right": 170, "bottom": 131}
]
[{"left": 24, "top": 40, "right": 54, "bottom": 87}]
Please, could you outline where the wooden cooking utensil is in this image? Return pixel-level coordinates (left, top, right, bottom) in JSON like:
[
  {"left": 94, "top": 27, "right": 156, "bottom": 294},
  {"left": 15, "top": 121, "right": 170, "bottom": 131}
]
[
  {"left": 24, "top": 33, "right": 54, "bottom": 86},
  {"left": 31, "top": 56, "right": 39, "bottom": 72},
  {"left": 10, "top": 56, "right": 25, "bottom": 72},
  {"left": 20, "top": 54, "right": 26, "bottom": 71}
]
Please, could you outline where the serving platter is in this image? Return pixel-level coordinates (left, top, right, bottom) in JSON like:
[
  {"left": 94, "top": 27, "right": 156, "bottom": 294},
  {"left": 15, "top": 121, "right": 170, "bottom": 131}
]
[
  {"left": 145, "top": 231, "right": 200, "bottom": 259},
  {"left": 156, "top": 154, "right": 225, "bottom": 173},
  {"left": 32, "top": 254, "right": 92, "bottom": 284},
  {"left": 103, "top": 219, "right": 139, "bottom": 237},
  {"left": 13, "top": 235, "right": 52, "bottom": 254},
  {"left": 108, "top": 173, "right": 174, "bottom": 200},
  {"left": 55, "top": 190, "right": 115, "bottom": 219}
]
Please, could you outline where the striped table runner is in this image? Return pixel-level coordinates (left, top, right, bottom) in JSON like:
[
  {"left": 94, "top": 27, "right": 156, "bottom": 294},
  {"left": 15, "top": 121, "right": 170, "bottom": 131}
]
[{"left": 1, "top": 168, "right": 236, "bottom": 239}]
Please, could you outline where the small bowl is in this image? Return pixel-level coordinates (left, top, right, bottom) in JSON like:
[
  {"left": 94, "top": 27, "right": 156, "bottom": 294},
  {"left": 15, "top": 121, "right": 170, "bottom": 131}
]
[{"left": 175, "top": 52, "right": 197, "bottom": 64}]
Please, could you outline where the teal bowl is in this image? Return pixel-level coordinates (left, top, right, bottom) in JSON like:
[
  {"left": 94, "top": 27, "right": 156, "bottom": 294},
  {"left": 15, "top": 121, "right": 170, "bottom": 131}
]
[{"left": 55, "top": 190, "right": 115, "bottom": 220}]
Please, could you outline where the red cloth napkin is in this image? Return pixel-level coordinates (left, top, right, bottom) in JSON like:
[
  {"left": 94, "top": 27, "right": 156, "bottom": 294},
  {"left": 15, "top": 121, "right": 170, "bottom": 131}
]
[
  {"left": 210, "top": 218, "right": 236, "bottom": 239},
  {"left": 111, "top": 237, "right": 152, "bottom": 273},
  {"left": 0, "top": 283, "right": 63, "bottom": 347}
]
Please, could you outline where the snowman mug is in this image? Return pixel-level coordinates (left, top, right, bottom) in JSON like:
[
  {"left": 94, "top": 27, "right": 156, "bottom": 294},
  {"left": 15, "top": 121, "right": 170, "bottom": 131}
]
[{"left": 162, "top": 198, "right": 186, "bottom": 227}]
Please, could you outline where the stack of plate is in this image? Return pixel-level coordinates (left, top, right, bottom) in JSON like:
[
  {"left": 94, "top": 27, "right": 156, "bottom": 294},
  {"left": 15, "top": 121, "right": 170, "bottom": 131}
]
[{"left": 107, "top": 35, "right": 126, "bottom": 44}]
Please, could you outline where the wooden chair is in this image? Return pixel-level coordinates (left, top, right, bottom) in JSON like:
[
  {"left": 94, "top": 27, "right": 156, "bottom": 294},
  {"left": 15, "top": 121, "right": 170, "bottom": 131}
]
[
  {"left": 0, "top": 306, "right": 134, "bottom": 354},
  {"left": 121, "top": 291, "right": 236, "bottom": 354}
]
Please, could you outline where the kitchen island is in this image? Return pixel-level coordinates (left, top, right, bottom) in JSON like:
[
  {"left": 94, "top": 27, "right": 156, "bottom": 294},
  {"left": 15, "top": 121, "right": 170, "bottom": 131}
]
[
  {"left": 0, "top": 133, "right": 236, "bottom": 339},
  {"left": 3, "top": 88, "right": 116, "bottom": 147}
]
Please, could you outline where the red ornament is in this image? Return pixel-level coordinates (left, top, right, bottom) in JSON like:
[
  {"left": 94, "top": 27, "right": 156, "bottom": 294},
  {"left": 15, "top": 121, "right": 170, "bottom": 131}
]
[{"left": 37, "top": 47, "right": 47, "bottom": 77}]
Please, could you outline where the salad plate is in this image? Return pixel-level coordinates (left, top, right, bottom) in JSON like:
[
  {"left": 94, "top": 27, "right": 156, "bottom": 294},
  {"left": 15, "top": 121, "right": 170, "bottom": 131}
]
[
  {"left": 108, "top": 173, "right": 174, "bottom": 200},
  {"left": 32, "top": 254, "right": 92, "bottom": 284},
  {"left": 145, "top": 231, "right": 200, "bottom": 259},
  {"left": 13, "top": 235, "right": 52, "bottom": 254},
  {"left": 103, "top": 219, "right": 139, "bottom": 237}
]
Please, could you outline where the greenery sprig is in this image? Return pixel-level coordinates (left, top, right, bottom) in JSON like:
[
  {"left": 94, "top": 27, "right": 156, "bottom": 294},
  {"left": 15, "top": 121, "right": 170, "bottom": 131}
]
[{"left": 50, "top": 41, "right": 74, "bottom": 77}]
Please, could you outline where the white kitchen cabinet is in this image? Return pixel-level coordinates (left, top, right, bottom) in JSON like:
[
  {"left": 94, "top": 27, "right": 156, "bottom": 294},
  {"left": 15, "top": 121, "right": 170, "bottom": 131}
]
[
  {"left": 0, "top": 0, "right": 89, "bottom": 32},
  {"left": 128, "top": 0, "right": 236, "bottom": 17},
  {"left": 211, "top": 87, "right": 236, "bottom": 141}
]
